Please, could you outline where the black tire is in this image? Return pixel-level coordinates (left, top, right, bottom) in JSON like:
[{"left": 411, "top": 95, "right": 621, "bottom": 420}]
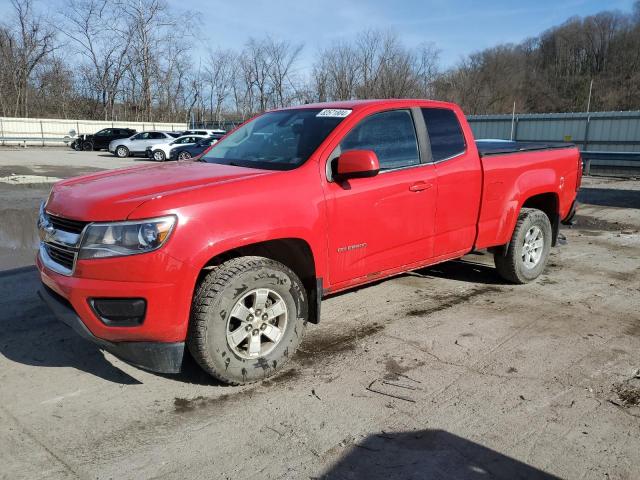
[
  {"left": 115, "top": 145, "right": 129, "bottom": 158},
  {"left": 82, "top": 141, "right": 93, "bottom": 151},
  {"left": 188, "top": 256, "right": 308, "bottom": 385},
  {"left": 152, "top": 149, "right": 166, "bottom": 161},
  {"left": 494, "top": 208, "right": 552, "bottom": 284},
  {"left": 178, "top": 151, "right": 191, "bottom": 160},
  {"left": 72, "top": 140, "right": 82, "bottom": 151}
]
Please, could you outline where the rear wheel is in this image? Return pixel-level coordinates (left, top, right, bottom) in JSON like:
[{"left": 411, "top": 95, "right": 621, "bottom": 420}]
[
  {"left": 188, "top": 256, "right": 308, "bottom": 385},
  {"left": 152, "top": 149, "right": 166, "bottom": 161},
  {"left": 115, "top": 145, "right": 129, "bottom": 158},
  {"left": 494, "top": 208, "right": 552, "bottom": 284}
]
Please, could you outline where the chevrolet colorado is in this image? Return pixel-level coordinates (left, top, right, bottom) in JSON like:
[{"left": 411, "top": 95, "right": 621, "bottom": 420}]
[{"left": 37, "top": 99, "right": 581, "bottom": 384}]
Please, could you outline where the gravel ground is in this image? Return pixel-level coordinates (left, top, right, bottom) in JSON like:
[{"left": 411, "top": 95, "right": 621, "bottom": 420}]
[{"left": 0, "top": 148, "right": 639, "bottom": 480}]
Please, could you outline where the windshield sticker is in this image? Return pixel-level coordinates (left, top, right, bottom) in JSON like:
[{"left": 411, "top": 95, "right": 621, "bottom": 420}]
[{"left": 316, "top": 109, "right": 352, "bottom": 118}]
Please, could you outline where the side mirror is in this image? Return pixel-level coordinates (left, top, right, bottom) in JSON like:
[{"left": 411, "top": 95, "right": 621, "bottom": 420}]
[{"left": 335, "top": 150, "right": 380, "bottom": 180}]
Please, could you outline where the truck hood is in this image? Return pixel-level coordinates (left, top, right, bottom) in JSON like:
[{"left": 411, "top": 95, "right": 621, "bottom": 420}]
[{"left": 46, "top": 161, "right": 270, "bottom": 221}]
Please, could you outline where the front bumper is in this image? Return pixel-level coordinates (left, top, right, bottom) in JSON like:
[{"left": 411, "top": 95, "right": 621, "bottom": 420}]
[
  {"left": 38, "top": 285, "right": 184, "bottom": 373},
  {"left": 36, "top": 247, "right": 194, "bottom": 343}
]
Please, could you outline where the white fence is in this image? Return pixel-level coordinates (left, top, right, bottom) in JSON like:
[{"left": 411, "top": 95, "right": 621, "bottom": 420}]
[{"left": 0, "top": 117, "right": 189, "bottom": 146}]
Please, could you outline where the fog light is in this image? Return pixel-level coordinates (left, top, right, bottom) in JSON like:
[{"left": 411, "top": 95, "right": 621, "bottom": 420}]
[{"left": 89, "top": 298, "right": 146, "bottom": 326}]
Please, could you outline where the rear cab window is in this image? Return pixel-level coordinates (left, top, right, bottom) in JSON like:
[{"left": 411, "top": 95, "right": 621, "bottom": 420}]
[
  {"left": 421, "top": 108, "right": 466, "bottom": 161},
  {"left": 339, "top": 110, "right": 420, "bottom": 171}
]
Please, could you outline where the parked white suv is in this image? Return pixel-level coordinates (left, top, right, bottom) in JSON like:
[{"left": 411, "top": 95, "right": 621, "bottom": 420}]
[
  {"left": 145, "top": 134, "right": 209, "bottom": 161},
  {"left": 109, "top": 131, "right": 181, "bottom": 158}
]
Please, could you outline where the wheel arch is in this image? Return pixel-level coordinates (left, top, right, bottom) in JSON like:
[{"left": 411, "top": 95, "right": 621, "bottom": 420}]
[
  {"left": 488, "top": 190, "right": 561, "bottom": 255},
  {"left": 521, "top": 192, "right": 560, "bottom": 246},
  {"left": 194, "top": 237, "right": 321, "bottom": 324}
]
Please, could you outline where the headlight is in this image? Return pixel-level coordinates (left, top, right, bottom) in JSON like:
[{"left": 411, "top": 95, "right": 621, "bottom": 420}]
[{"left": 78, "top": 216, "right": 176, "bottom": 260}]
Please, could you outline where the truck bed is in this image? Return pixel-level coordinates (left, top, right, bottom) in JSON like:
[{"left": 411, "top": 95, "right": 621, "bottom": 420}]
[{"left": 476, "top": 139, "right": 575, "bottom": 157}]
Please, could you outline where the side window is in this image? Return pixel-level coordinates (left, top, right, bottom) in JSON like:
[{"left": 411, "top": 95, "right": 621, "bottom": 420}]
[
  {"left": 421, "top": 108, "right": 466, "bottom": 161},
  {"left": 132, "top": 133, "right": 147, "bottom": 140},
  {"left": 339, "top": 110, "right": 420, "bottom": 170},
  {"left": 149, "top": 132, "right": 166, "bottom": 140},
  {"left": 96, "top": 129, "right": 110, "bottom": 136}
]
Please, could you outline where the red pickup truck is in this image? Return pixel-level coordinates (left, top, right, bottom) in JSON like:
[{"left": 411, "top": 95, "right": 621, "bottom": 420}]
[{"left": 37, "top": 99, "right": 581, "bottom": 384}]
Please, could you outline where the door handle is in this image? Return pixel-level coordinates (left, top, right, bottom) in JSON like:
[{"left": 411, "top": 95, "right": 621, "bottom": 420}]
[{"left": 409, "top": 182, "right": 433, "bottom": 192}]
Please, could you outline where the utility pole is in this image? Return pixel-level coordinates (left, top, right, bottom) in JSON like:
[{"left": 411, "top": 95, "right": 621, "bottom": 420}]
[
  {"left": 510, "top": 101, "right": 516, "bottom": 141},
  {"left": 584, "top": 79, "right": 594, "bottom": 152}
]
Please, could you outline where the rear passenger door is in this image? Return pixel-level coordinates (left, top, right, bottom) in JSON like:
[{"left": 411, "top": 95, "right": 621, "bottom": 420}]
[
  {"left": 141, "top": 132, "right": 166, "bottom": 150},
  {"left": 421, "top": 108, "right": 482, "bottom": 257},
  {"left": 325, "top": 109, "right": 438, "bottom": 286}
]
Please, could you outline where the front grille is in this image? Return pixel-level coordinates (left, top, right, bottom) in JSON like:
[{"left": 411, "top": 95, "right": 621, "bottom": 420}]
[
  {"left": 47, "top": 214, "right": 88, "bottom": 234},
  {"left": 45, "top": 243, "right": 76, "bottom": 270}
]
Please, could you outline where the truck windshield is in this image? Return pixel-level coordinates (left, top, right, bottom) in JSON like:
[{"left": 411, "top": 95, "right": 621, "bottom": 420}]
[{"left": 200, "top": 108, "right": 349, "bottom": 170}]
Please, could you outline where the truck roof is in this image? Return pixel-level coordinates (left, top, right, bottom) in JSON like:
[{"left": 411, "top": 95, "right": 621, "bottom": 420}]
[{"left": 279, "top": 98, "right": 459, "bottom": 112}]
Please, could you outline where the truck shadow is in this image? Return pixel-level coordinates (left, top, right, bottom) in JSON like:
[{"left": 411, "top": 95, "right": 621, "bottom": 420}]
[
  {"left": 319, "top": 429, "right": 560, "bottom": 480},
  {"left": 0, "top": 266, "right": 142, "bottom": 384},
  {"left": 578, "top": 187, "right": 640, "bottom": 209},
  {"left": 415, "top": 258, "right": 505, "bottom": 285}
]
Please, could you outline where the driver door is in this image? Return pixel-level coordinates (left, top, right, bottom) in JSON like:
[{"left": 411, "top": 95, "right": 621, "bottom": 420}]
[{"left": 324, "top": 109, "right": 437, "bottom": 287}]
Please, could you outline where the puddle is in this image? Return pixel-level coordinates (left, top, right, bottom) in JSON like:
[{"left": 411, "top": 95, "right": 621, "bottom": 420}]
[{"left": 0, "top": 208, "right": 39, "bottom": 251}]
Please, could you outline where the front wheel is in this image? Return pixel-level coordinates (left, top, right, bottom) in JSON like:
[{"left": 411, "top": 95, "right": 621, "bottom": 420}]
[
  {"left": 178, "top": 151, "right": 191, "bottom": 160},
  {"left": 494, "top": 208, "right": 552, "bottom": 284},
  {"left": 152, "top": 149, "right": 166, "bottom": 161},
  {"left": 82, "top": 141, "right": 93, "bottom": 151},
  {"left": 115, "top": 145, "right": 129, "bottom": 158},
  {"left": 188, "top": 256, "right": 308, "bottom": 385}
]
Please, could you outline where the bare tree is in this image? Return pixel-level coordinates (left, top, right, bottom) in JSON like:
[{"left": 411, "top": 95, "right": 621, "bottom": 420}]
[
  {"left": 61, "top": 0, "right": 131, "bottom": 119},
  {"left": 118, "top": 0, "right": 176, "bottom": 121},
  {"left": 312, "top": 30, "right": 439, "bottom": 102},
  {"left": 266, "top": 37, "right": 303, "bottom": 108},
  {"left": 0, "top": 0, "right": 56, "bottom": 117},
  {"left": 415, "top": 42, "right": 440, "bottom": 97},
  {"left": 315, "top": 41, "right": 360, "bottom": 100},
  {"left": 204, "top": 48, "right": 234, "bottom": 124}
]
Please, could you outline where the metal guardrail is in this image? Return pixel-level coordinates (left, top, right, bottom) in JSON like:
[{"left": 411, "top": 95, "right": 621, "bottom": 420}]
[{"left": 581, "top": 151, "right": 640, "bottom": 175}]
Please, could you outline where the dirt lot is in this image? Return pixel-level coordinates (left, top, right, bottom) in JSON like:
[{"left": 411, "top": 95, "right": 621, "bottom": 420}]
[{"left": 0, "top": 148, "right": 639, "bottom": 479}]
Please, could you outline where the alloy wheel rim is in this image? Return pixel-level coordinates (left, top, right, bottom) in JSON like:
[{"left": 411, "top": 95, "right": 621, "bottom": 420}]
[
  {"left": 522, "top": 226, "right": 544, "bottom": 268},
  {"left": 154, "top": 151, "right": 164, "bottom": 161},
  {"left": 226, "top": 288, "right": 288, "bottom": 359}
]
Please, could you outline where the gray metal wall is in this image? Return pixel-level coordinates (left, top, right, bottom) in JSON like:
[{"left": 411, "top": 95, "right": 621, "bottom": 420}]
[{"left": 467, "top": 111, "right": 640, "bottom": 153}]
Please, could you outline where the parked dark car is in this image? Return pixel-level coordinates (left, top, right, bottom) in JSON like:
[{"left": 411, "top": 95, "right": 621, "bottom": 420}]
[
  {"left": 71, "top": 128, "right": 137, "bottom": 151},
  {"left": 169, "top": 134, "right": 224, "bottom": 160}
]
